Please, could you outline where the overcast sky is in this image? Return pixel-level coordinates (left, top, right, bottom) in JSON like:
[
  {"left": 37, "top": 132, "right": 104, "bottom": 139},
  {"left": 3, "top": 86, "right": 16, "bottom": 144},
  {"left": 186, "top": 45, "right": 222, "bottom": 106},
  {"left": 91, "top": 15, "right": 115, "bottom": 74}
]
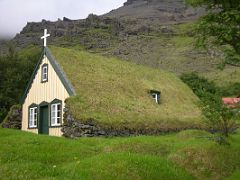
[{"left": 0, "top": 0, "right": 126, "bottom": 39}]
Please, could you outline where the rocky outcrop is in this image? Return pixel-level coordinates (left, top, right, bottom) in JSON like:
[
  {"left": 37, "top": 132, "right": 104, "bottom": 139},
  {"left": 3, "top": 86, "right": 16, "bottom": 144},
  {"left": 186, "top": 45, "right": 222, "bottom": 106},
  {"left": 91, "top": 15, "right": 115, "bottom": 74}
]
[
  {"left": 2, "top": 105, "right": 22, "bottom": 129},
  {"left": 1, "top": 15, "right": 124, "bottom": 52},
  {"left": 0, "top": 0, "right": 205, "bottom": 53},
  {"left": 107, "top": 0, "right": 205, "bottom": 23},
  {"left": 0, "top": 1, "right": 211, "bottom": 76},
  {"left": 124, "top": 0, "right": 138, "bottom": 6}
]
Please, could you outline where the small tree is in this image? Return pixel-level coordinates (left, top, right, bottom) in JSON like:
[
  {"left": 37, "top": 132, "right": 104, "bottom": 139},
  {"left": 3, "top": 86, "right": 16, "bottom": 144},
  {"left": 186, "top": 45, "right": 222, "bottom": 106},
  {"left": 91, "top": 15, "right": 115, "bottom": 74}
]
[
  {"left": 186, "top": 0, "right": 240, "bottom": 66},
  {"left": 181, "top": 73, "right": 239, "bottom": 137},
  {"left": 0, "top": 45, "right": 41, "bottom": 122},
  {"left": 202, "top": 93, "right": 239, "bottom": 137}
]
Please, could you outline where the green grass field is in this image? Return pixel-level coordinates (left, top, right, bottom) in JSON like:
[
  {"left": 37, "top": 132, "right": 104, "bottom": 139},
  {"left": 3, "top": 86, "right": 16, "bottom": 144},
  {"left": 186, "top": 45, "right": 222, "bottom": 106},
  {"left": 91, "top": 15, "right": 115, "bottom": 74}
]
[
  {"left": 1, "top": 128, "right": 240, "bottom": 179},
  {"left": 49, "top": 46, "right": 202, "bottom": 131}
]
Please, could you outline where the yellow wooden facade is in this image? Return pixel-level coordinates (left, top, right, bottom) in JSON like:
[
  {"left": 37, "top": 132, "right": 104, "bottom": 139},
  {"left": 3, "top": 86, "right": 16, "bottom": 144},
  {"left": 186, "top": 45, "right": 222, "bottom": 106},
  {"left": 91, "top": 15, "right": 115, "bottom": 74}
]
[{"left": 22, "top": 55, "right": 70, "bottom": 136}]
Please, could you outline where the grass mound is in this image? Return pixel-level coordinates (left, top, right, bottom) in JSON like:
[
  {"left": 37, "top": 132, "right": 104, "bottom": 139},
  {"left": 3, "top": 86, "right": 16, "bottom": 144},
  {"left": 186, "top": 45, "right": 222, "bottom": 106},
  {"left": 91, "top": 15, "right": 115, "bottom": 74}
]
[
  {"left": 176, "top": 130, "right": 210, "bottom": 139},
  {"left": 1, "top": 128, "right": 240, "bottom": 179},
  {"left": 50, "top": 46, "right": 202, "bottom": 131}
]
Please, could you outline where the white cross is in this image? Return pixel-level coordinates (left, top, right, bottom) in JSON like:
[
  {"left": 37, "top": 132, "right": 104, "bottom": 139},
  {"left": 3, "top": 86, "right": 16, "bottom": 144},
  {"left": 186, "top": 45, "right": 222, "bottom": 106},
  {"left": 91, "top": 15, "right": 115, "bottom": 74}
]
[{"left": 41, "top": 29, "right": 50, "bottom": 47}]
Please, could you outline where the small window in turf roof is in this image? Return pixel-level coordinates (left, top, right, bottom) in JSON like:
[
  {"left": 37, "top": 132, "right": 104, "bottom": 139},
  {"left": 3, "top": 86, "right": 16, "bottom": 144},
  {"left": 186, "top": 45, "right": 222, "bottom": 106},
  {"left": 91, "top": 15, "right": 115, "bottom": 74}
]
[{"left": 150, "top": 90, "right": 161, "bottom": 104}]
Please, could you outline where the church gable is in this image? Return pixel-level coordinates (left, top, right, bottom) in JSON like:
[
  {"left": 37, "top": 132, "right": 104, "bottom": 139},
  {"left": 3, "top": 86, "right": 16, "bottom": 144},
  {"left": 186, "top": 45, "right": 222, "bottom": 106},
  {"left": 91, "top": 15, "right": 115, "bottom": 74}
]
[{"left": 21, "top": 47, "right": 75, "bottom": 104}]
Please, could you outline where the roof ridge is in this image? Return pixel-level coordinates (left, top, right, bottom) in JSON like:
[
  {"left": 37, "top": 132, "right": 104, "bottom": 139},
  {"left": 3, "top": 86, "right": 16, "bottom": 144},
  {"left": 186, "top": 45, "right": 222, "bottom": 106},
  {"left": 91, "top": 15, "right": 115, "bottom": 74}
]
[{"left": 45, "top": 47, "right": 75, "bottom": 96}]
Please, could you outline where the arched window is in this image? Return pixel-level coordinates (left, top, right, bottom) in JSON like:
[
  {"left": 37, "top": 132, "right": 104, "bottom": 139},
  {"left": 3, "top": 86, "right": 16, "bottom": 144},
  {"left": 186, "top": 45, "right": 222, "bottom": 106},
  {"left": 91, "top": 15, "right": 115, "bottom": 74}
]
[
  {"left": 28, "top": 103, "right": 38, "bottom": 128},
  {"left": 50, "top": 99, "right": 62, "bottom": 127}
]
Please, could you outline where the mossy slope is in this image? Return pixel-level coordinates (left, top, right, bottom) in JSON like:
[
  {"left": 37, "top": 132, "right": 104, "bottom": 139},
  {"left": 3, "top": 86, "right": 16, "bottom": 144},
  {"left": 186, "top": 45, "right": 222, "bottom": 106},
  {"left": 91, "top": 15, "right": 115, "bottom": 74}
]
[{"left": 50, "top": 46, "right": 202, "bottom": 131}]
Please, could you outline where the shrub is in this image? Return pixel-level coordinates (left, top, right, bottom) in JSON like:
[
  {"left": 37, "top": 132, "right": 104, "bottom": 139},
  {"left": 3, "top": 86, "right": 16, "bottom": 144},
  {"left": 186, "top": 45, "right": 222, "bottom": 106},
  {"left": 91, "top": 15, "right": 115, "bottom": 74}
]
[
  {"left": 180, "top": 72, "right": 221, "bottom": 99},
  {"left": 181, "top": 73, "right": 239, "bottom": 138},
  {"left": 2, "top": 104, "right": 22, "bottom": 129},
  {"left": 0, "top": 45, "right": 41, "bottom": 121}
]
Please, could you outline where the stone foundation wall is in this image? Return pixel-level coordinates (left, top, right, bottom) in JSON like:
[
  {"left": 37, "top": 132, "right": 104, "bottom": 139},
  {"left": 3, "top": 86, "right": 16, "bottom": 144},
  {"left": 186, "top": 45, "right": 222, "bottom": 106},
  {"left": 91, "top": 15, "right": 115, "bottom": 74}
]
[
  {"left": 62, "top": 107, "right": 136, "bottom": 138},
  {"left": 62, "top": 112, "right": 106, "bottom": 138},
  {"left": 61, "top": 106, "right": 203, "bottom": 138}
]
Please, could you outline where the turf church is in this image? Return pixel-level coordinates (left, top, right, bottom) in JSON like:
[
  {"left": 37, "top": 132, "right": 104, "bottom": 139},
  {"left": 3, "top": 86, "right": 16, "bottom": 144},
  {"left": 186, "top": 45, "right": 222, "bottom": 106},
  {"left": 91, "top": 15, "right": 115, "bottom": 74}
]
[{"left": 21, "top": 29, "right": 75, "bottom": 136}]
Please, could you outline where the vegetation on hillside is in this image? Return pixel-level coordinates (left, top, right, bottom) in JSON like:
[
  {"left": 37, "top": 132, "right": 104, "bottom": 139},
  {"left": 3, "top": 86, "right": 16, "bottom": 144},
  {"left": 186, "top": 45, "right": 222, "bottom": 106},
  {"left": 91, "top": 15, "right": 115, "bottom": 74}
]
[
  {"left": 60, "top": 13, "right": 240, "bottom": 88},
  {"left": 187, "top": 0, "right": 240, "bottom": 67},
  {"left": 181, "top": 73, "right": 240, "bottom": 137},
  {"left": 203, "top": 66, "right": 240, "bottom": 88},
  {"left": 1, "top": 1, "right": 240, "bottom": 119},
  {"left": 1, "top": 128, "right": 240, "bottom": 179},
  {"left": 54, "top": 19, "right": 239, "bottom": 87},
  {"left": 5, "top": 13, "right": 227, "bottom": 78},
  {"left": 50, "top": 46, "right": 202, "bottom": 132},
  {"left": 0, "top": 45, "right": 41, "bottom": 122}
]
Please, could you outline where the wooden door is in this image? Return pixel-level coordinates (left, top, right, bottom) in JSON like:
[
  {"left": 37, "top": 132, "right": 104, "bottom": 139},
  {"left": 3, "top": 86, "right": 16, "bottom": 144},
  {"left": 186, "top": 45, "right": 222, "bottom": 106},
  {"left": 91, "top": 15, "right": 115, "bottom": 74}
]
[{"left": 39, "top": 106, "right": 49, "bottom": 135}]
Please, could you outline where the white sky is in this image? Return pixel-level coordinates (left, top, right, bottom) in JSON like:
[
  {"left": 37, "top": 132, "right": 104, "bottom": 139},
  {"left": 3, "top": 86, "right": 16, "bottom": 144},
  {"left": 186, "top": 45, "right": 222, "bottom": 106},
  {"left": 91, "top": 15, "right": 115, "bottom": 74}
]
[{"left": 0, "top": 0, "right": 126, "bottom": 39}]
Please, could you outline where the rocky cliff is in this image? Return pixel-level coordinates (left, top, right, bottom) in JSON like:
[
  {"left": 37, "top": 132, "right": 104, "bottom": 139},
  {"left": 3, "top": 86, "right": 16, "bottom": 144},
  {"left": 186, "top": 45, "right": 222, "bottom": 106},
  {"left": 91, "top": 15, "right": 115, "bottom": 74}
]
[
  {"left": 0, "top": 0, "right": 205, "bottom": 52},
  {"left": 0, "top": 1, "right": 218, "bottom": 76},
  {"left": 0, "top": 15, "right": 122, "bottom": 51},
  {"left": 106, "top": 0, "right": 205, "bottom": 23}
]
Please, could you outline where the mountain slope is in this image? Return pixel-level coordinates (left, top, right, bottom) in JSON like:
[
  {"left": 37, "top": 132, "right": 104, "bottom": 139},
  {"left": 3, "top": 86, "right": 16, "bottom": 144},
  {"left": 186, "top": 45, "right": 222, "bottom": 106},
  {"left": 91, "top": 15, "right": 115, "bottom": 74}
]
[
  {"left": 1, "top": 0, "right": 236, "bottom": 87},
  {"left": 106, "top": 0, "right": 205, "bottom": 23},
  {"left": 3, "top": 16, "right": 221, "bottom": 75}
]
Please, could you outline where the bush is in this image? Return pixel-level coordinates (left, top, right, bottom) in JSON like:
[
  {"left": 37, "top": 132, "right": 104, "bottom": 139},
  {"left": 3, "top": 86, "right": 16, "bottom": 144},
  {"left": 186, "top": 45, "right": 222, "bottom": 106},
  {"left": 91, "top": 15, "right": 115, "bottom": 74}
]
[
  {"left": 202, "top": 97, "right": 239, "bottom": 137},
  {"left": 221, "top": 82, "right": 240, "bottom": 97},
  {"left": 181, "top": 73, "right": 239, "bottom": 137},
  {"left": 0, "top": 45, "right": 41, "bottom": 121},
  {"left": 180, "top": 72, "right": 221, "bottom": 99},
  {"left": 2, "top": 104, "right": 22, "bottom": 129}
]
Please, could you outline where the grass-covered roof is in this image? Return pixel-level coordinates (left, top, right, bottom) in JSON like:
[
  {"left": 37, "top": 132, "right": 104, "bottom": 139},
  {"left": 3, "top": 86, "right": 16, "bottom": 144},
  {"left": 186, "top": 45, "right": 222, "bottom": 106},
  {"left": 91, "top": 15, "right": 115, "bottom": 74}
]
[{"left": 50, "top": 46, "right": 202, "bottom": 131}]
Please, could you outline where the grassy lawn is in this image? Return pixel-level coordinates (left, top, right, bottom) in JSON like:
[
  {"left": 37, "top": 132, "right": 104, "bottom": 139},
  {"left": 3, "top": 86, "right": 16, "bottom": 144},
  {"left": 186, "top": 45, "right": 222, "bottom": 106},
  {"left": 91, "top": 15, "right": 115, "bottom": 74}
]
[{"left": 1, "top": 128, "right": 240, "bottom": 179}]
